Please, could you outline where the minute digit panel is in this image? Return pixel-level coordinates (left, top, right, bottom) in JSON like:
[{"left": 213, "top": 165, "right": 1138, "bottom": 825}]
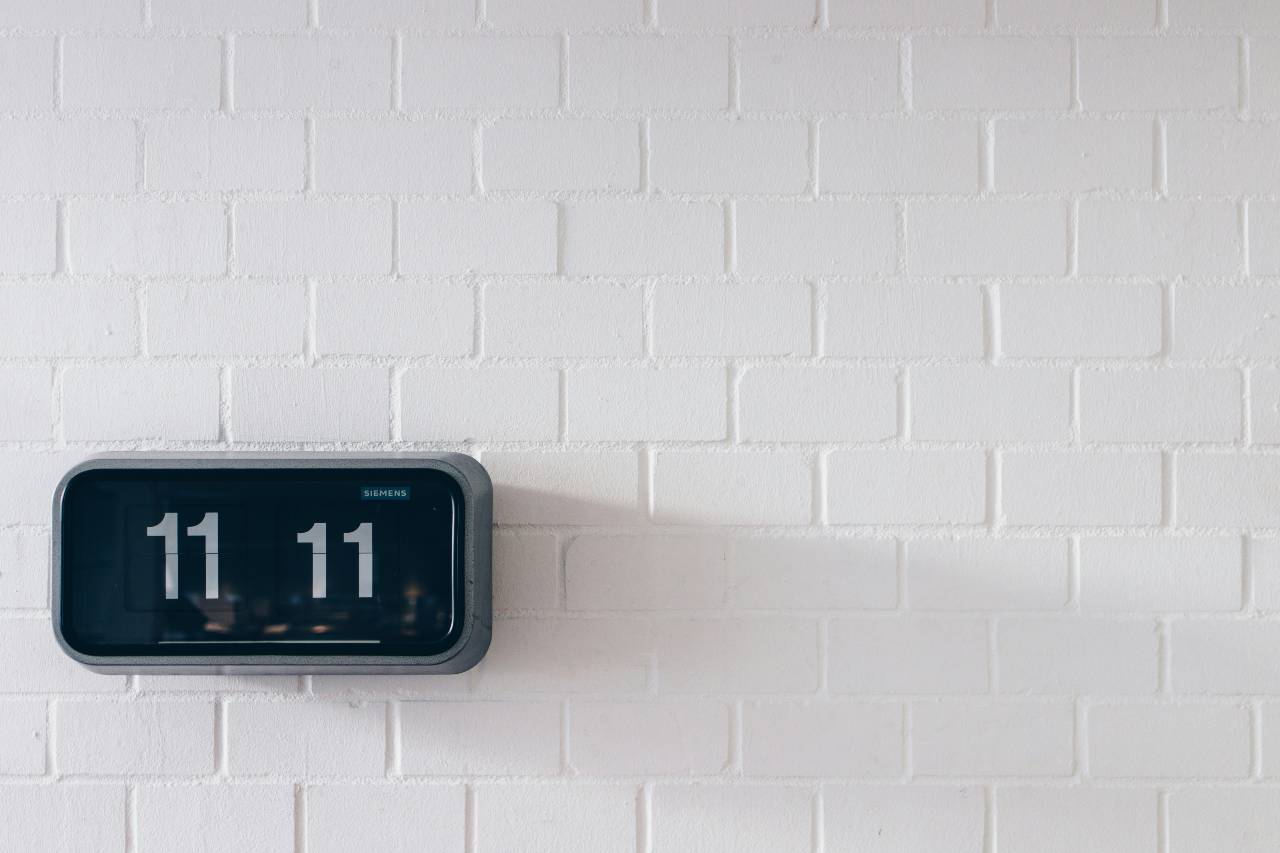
[{"left": 52, "top": 455, "right": 492, "bottom": 674}]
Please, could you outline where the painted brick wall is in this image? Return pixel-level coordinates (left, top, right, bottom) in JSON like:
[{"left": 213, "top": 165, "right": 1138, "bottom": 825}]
[{"left": 0, "top": 0, "right": 1277, "bottom": 850}]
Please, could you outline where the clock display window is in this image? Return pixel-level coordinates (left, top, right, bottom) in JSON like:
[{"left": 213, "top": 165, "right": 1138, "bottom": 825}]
[{"left": 58, "top": 466, "right": 466, "bottom": 658}]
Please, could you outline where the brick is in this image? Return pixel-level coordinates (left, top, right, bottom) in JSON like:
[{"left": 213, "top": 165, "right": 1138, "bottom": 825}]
[
  {"left": 486, "top": 282, "right": 642, "bottom": 357},
  {"left": 57, "top": 699, "right": 214, "bottom": 776},
  {"left": 1178, "top": 454, "right": 1280, "bottom": 527},
  {"left": 911, "top": 366, "right": 1070, "bottom": 443},
  {"left": 63, "top": 37, "right": 219, "bottom": 110},
  {"left": 485, "top": 451, "right": 640, "bottom": 525},
  {"left": 0, "top": 202, "right": 55, "bottom": 274},
  {"left": 319, "top": 0, "right": 475, "bottom": 27},
  {"left": 571, "top": 36, "right": 729, "bottom": 110},
  {"left": 0, "top": 699, "right": 45, "bottom": 774},
  {"left": 471, "top": 617, "right": 650, "bottom": 694},
  {"left": 824, "top": 786, "right": 985, "bottom": 853},
  {"left": 400, "top": 201, "right": 556, "bottom": 275},
  {"left": 148, "top": 283, "right": 308, "bottom": 357},
  {"left": 566, "top": 535, "right": 726, "bottom": 611},
  {"left": 651, "top": 119, "right": 808, "bottom": 194},
  {"left": 152, "top": 0, "right": 307, "bottom": 28},
  {"left": 822, "top": 119, "right": 979, "bottom": 194},
  {"left": 0, "top": 119, "right": 134, "bottom": 194},
  {"left": 739, "top": 366, "right": 896, "bottom": 443},
  {"left": 913, "top": 37, "right": 1071, "bottom": 110},
  {"left": 1175, "top": 284, "right": 1280, "bottom": 359},
  {"left": 997, "top": 788, "right": 1157, "bottom": 853},
  {"left": 653, "top": 452, "right": 813, "bottom": 526},
  {"left": 0, "top": 38, "right": 53, "bottom": 111},
  {"left": 1079, "top": 537, "right": 1243, "bottom": 612},
  {"left": 0, "top": 785, "right": 123, "bottom": 853},
  {"left": 403, "top": 36, "right": 558, "bottom": 110},
  {"left": 0, "top": 530, "right": 50, "bottom": 609},
  {"left": 236, "top": 35, "right": 391, "bottom": 110},
  {"left": 308, "top": 785, "right": 464, "bottom": 853},
  {"left": 1253, "top": 367, "right": 1280, "bottom": 444},
  {"left": 1088, "top": 703, "right": 1249, "bottom": 778},
  {"left": 744, "top": 701, "right": 903, "bottom": 777},
  {"left": 906, "top": 538, "right": 1069, "bottom": 611},
  {"left": 830, "top": 0, "right": 983, "bottom": 26},
  {"left": 661, "top": 0, "right": 816, "bottom": 27},
  {"left": 63, "top": 366, "right": 220, "bottom": 442},
  {"left": 236, "top": 201, "right": 392, "bottom": 277},
  {"left": 1255, "top": 539, "right": 1280, "bottom": 611},
  {"left": 474, "top": 785, "right": 636, "bottom": 853},
  {"left": 484, "top": 119, "right": 639, "bottom": 191},
  {"left": 999, "top": 0, "right": 1155, "bottom": 26},
  {"left": 1001, "top": 282, "right": 1162, "bottom": 359},
  {"left": 737, "top": 201, "right": 897, "bottom": 276},
  {"left": 1080, "top": 200, "right": 1241, "bottom": 276},
  {"left": 908, "top": 200, "right": 1067, "bottom": 276},
  {"left": 146, "top": 117, "right": 303, "bottom": 192},
  {"left": 0, "top": 367, "right": 51, "bottom": 441},
  {"left": 402, "top": 368, "right": 558, "bottom": 441},
  {"left": 726, "top": 537, "right": 899, "bottom": 609},
  {"left": 827, "top": 450, "right": 987, "bottom": 526},
  {"left": 1261, "top": 704, "right": 1280, "bottom": 775},
  {"left": 138, "top": 786, "right": 294, "bottom": 853},
  {"left": 315, "top": 119, "right": 470, "bottom": 194},
  {"left": 1173, "top": 0, "right": 1280, "bottom": 28},
  {"left": 1169, "top": 122, "right": 1280, "bottom": 196},
  {"left": 1082, "top": 368, "right": 1241, "bottom": 443},
  {"left": 491, "top": 532, "right": 558, "bottom": 612},
  {"left": 653, "top": 283, "right": 810, "bottom": 357},
  {"left": 400, "top": 701, "right": 560, "bottom": 775},
  {"left": 1169, "top": 789, "right": 1280, "bottom": 853},
  {"left": 566, "top": 366, "right": 727, "bottom": 441},
  {"left": 135, "top": 675, "right": 293, "bottom": 693},
  {"left": 739, "top": 38, "right": 898, "bottom": 111},
  {"left": 488, "top": 0, "right": 639, "bottom": 28},
  {"left": 999, "top": 618, "right": 1158, "bottom": 694},
  {"left": 72, "top": 201, "right": 224, "bottom": 277},
  {"left": 912, "top": 699, "right": 1074, "bottom": 776},
  {"left": 1171, "top": 620, "right": 1280, "bottom": 693},
  {"left": 995, "top": 119, "right": 1153, "bottom": 193},
  {"left": 316, "top": 281, "right": 473, "bottom": 357},
  {"left": 1252, "top": 204, "right": 1280, "bottom": 279},
  {"left": 1079, "top": 37, "right": 1238, "bottom": 111},
  {"left": 826, "top": 283, "right": 984, "bottom": 359},
  {"left": 654, "top": 617, "right": 818, "bottom": 693},
  {"left": 0, "top": 0, "right": 138, "bottom": 26},
  {"left": 232, "top": 368, "right": 390, "bottom": 442},
  {"left": 227, "top": 701, "right": 384, "bottom": 776},
  {"left": 493, "top": 531, "right": 559, "bottom": 611},
  {"left": 1002, "top": 452, "right": 1163, "bottom": 527},
  {"left": 1255, "top": 39, "right": 1280, "bottom": 113},
  {"left": 0, "top": 453, "right": 86, "bottom": 528},
  {"left": 570, "top": 700, "right": 729, "bottom": 775},
  {"left": 651, "top": 786, "right": 811, "bottom": 853},
  {"left": 563, "top": 202, "right": 723, "bottom": 276},
  {"left": 829, "top": 617, "right": 989, "bottom": 694}
]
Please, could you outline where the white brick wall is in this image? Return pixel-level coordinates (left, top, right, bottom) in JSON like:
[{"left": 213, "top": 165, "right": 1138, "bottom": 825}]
[{"left": 3, "top": 2, "right": 1278, "bottom": 850}]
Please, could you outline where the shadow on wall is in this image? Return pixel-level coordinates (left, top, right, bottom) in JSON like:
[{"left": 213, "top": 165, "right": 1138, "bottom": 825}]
[{"left": 311, "top": 486, "right": 1064, "bottom": 700}]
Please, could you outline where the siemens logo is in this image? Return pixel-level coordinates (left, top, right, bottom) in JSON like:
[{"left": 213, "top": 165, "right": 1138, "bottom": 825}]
[{"left": 360, "top": 487, "right": 411, "bottom": 501}]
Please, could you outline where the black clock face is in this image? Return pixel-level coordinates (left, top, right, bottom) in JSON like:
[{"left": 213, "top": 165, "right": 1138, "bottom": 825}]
[{"left": 58, "top": 466, "right": 465, "bottom": 658}]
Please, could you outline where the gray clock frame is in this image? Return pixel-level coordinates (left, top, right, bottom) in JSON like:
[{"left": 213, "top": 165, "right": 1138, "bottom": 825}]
[{"left": 51, "top": 453, "right": 493, "bottom": 675}]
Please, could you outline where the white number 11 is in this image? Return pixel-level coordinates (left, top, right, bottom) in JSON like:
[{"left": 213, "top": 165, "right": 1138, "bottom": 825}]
[
  {"left": 297, "top": 522, "right": 373, "bottom": 599},
  {"left": 147, "top": 512, "right": 219, "bottom": 600}
]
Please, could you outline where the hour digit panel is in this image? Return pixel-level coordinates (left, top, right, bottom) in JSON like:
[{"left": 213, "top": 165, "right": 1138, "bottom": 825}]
[{"left": 124, "top": 505, "right": 247, "bottom": 615}]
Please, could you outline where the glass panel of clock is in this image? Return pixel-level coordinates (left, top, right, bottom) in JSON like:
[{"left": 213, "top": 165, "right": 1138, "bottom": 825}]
[{"left": 59, "top": 467, "right": 463, "bottom": 657}]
